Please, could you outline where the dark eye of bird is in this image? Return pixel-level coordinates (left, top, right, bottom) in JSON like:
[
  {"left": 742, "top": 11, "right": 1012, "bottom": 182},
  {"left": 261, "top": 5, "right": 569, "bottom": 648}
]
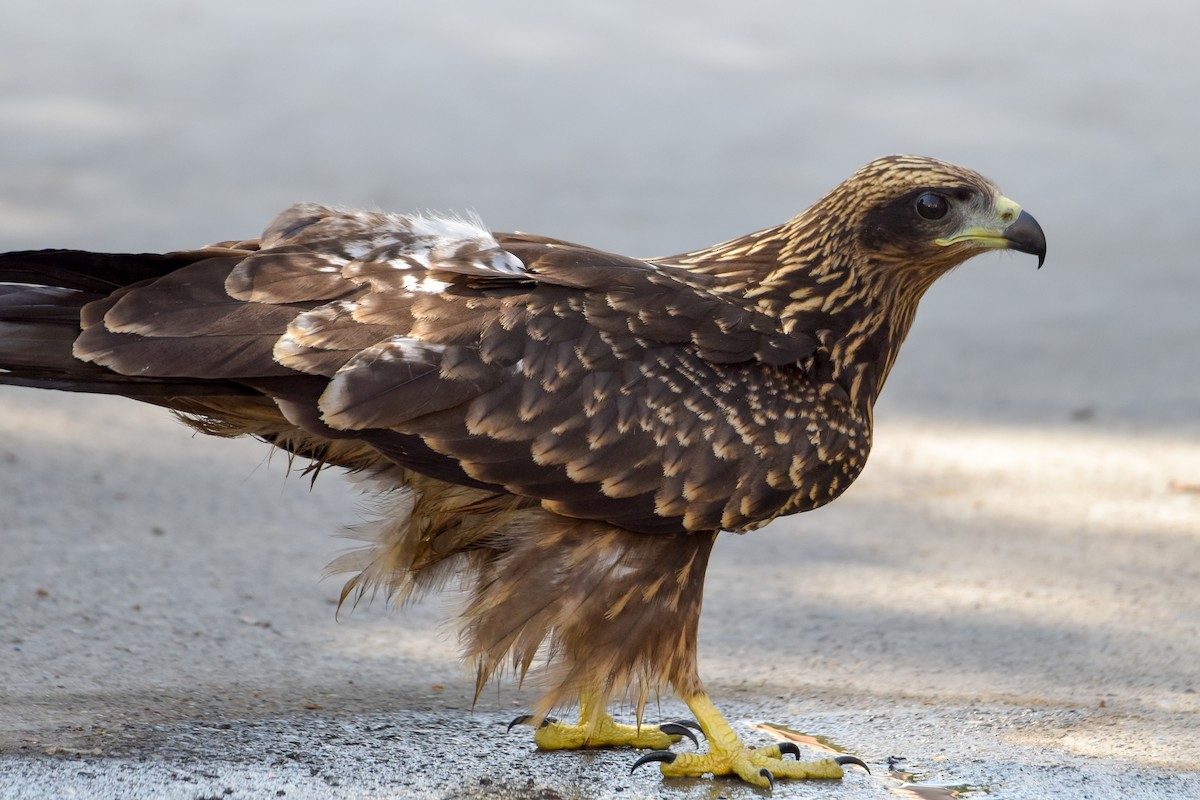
[{"left": 915, "top": 192, "right": 949, "bottom": 220}]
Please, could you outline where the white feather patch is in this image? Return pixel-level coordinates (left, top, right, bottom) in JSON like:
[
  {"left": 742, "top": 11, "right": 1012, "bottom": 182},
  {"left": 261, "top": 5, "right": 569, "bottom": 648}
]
[
  {"left": 400, "top": 273, "right": 453, "bottom": 294},
  {"left": 265, "top": 204, "right": 526, "bottom": 281}
]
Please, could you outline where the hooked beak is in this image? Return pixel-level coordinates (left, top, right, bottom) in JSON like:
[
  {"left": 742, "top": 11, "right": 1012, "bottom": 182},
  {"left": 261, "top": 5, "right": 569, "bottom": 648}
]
[
  {"left": 1001, "top": 209, "right": 1047, "bottom": 268},
  {"left": 937, "top": 196, "right": 1047, "bottom": 268}
]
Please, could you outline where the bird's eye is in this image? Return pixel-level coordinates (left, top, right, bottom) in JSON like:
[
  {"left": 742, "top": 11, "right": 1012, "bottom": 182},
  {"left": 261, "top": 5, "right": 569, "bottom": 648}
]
[{"left": 915, "top": 192, "right": 949, "bottom": 220}]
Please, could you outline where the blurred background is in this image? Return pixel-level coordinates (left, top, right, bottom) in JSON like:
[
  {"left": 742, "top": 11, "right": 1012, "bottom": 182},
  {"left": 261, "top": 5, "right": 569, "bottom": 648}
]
[{"left": 1, "top": 2, "right": 1197, "bottom": 797}]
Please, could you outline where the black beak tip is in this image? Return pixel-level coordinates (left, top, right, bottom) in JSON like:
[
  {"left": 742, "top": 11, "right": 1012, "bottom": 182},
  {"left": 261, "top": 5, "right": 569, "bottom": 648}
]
[{"left": 1005, "top": 209, "right": 1047, "bottom": 269}]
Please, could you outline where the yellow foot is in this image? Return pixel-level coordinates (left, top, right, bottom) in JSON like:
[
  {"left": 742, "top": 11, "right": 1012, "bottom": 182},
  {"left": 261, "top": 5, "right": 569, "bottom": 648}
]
[
  {"left": 633, "top": 742, "right": 865, "bottom": 788},
  {"left": 631, "top": 694, "right": 868, "bottom": 789},
  {"left": 508, "top": 712, "right": 701, "bottom": 750}
]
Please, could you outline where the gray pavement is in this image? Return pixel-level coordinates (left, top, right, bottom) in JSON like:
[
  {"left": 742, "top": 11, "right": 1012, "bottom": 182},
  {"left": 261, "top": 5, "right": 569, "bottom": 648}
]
[{"left": 1, "top": 2, "right": 1198, "bottom": 798}]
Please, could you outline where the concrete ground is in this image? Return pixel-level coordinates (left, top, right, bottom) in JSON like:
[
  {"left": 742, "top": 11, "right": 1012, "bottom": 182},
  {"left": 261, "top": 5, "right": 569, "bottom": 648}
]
[{"left": 1, "top": 2, "right": 1197, "bottom": 798}]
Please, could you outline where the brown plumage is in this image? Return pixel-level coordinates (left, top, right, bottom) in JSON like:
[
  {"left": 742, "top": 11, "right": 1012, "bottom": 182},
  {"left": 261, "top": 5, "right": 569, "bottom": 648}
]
[{"left": 0, "top": 155, "right": 1045, "bottom": 785}]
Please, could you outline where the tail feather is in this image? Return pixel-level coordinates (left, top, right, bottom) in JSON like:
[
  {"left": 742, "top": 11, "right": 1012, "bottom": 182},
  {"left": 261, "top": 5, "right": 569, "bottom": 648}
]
[
  {"left": 0, "top": 247, "right": 251, "bottom": 292},
  {"left": 0, "top": 248, "right": 257, "bottom": 397},
  {"left": 0, "top": 285, "right": 92, "bottom": 374}
]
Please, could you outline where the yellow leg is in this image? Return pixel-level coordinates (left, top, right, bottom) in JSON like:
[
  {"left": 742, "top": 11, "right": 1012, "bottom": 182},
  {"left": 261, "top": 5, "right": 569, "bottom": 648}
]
[
  {"left": 508, "top": 689, "right": 700, "bottom": 750},
  {"left": 633, "top": 693, "right": 867, "bottom": 788}
]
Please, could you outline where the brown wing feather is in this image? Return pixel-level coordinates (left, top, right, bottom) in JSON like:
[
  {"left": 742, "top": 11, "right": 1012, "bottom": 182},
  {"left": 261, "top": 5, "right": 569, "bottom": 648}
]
[
  {"left": 300, "top": 269, "right": 833, "bottom": 532},
  {"left": 65, "top": 202, "right": 855, "bottom": 535}
]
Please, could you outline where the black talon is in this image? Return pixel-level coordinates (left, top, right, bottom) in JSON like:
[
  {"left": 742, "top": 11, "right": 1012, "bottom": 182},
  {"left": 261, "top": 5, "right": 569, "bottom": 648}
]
[
  {"left": 835, "top": 755, "right": 871, "bottom": 774},
  {"left": 675, "top": 719, "right": 704, "bottom": 733},
  {"left": 506, "top": 714, "right": 558, "bottom": 732},
  {"left": 777, "top": 742, "right": 801, "bottom": 759},
  {"left": 630, "top": 750, "right": 677, "bottom": 774},
  {"left": 658, "top": 722, "right": 699, "bottom": 748},
  {"left": 759, "top": 768, "right": 775, "bottom": 789}
]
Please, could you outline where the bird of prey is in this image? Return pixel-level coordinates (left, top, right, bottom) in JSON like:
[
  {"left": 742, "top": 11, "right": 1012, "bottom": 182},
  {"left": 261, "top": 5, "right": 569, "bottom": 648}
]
[{"left": 0, "top": 155, "right": 1045, "bottom": 788}]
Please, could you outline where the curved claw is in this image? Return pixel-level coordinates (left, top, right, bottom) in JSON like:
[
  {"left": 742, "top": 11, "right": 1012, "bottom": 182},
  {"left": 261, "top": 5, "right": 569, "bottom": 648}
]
[
  {"left": 777, "top": 741, "right": 801, "bottom": 759},
  {"left": 835, "top": 755, "right": 871, "bottom": 774},
  {"left": 506, "top": 714, "right": 558, "bottom": 733},
  {"left": 658, "top": 722, "right": 700, "bottom": 748},
  {"left": 673, "top": 719, "right": 704, "bottom": 733},
  {"left": 630, "top": 750, "right": 677, "bottom": 774},
  {"left": 758, "top": 768, "right": 775, "bottom": 789}
]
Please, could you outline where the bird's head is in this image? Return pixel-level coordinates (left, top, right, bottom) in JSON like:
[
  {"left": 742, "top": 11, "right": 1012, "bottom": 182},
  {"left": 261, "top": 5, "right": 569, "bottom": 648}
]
[{"left": 827, "top": 155, "right": 1046, "bottom": 280}]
